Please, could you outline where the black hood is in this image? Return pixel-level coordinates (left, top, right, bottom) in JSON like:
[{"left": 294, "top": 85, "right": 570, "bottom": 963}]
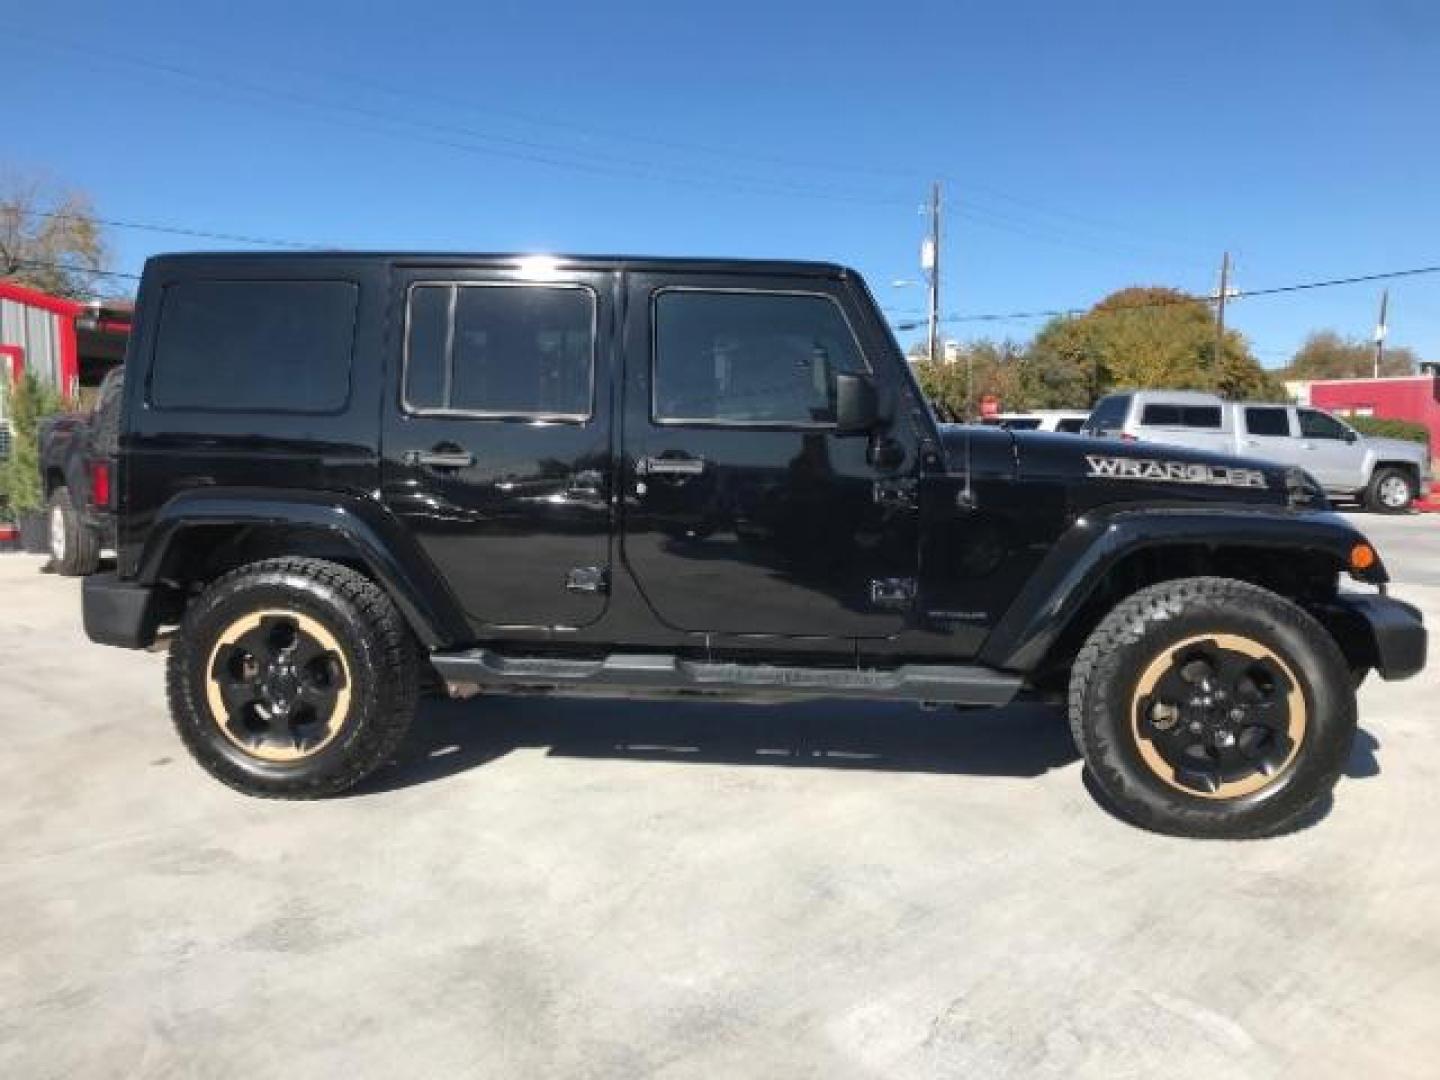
[{"left": 937, "top": 425, "right": 1320, "bottom": 511}]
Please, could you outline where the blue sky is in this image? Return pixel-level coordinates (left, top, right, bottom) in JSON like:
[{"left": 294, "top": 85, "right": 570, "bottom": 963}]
[{"left": 7, "top": 0, "right": 1438, "bottom": 365}]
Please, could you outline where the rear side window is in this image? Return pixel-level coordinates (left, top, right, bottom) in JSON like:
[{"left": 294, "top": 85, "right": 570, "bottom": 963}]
[
  {"left": 1056, "top": 418, "right": 1085, "bottom": 433},
  {"left": 1244, "top": 407, "right": 1291, "bottom": 437},
  {"left": 1140, "top": 403, "right": 1223, "bottom": 429},
  {"left": 405, "top": 283, "right": 594, "bottom": 419},
  {"left": 150, "top": 280, "right": 357, "bottom": 412},
  {"left": 652, "top": 290, "right": 865, "bottom": 426},
  {"left": 1086, "top": 395, "right": 1131, "bottom": 433}
]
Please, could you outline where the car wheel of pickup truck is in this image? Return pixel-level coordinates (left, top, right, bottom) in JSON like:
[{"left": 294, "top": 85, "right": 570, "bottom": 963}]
[
  {"left": 1365, "top": 467, "right": 1415, "bottom": 513},
  {"left": 166, "top": 557, "right": 419, "bottom": 798},
  {"left": 1069, "top": 577, "right": 1355, "bottom": 839},
  {"left": 47, "top": 487, "right": 101, "bottom": 577}
]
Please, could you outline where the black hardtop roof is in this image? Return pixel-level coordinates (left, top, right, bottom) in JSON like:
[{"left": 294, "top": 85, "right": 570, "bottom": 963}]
[{"left": 144, "top": 251, "right": 856, "bottom": 278}]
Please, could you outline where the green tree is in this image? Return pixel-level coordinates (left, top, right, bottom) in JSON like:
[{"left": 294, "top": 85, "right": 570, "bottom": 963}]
[
  {"left": 0, "top": 172, "right": 111, "bottom": 299},
  {"left": 0, "top": 372, "right": 69, "bottom": 515},
  {"left": 1024, "top": 287, "right": 1284, "bottom": 406},
  {"left": 1281, "top": 330, "right": 1419, "bottom": 380}
]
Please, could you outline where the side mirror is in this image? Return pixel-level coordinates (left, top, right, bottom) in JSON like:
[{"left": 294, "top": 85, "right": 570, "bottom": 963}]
[
  {"left": 835, "top": 373, "right": 880, "bottom": 434},
  {"left": 1344, "top": 429, "right": 1358, "bottom": 443}
]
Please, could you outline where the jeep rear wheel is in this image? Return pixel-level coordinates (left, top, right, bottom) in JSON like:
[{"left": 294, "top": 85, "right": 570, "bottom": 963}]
[
  {"left": 1069, "top": 577, "right": 1355, "bottom": 839},
  {"left": 167, "top": 557, "right": 418, "bottom": 798}
]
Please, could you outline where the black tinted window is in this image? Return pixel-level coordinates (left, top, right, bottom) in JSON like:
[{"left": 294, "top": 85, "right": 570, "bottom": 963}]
[
  {"left": 405, "top": 284, "right": 594, "bottom": 418},
  {"left": 1141, "top": 403, "right": 1222, "bottom": 429},
  {"left": 1087, "top": 395, "right": 1131, "bottom": 432},
  {"left": 1244, "top": 407, "right": 1291, "bottom": 437},
  {"left": 1299, "top": 409, "right": 1348, "bottom": 440},
  {"left": 151, "top": 280, "right": 357, "bottom": 412},
  {"left": 653, "top": 291, "right": 864, "bottom": 425},
  {"left": 1056, "top": 418, "right": 1085, "bottom": 433}
]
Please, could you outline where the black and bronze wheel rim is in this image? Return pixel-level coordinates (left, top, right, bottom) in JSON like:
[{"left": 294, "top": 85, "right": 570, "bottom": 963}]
[
  {"left": 1131, "top": 633, "right": 1307, "bottom": 799},
  {"left": 204, "top": 610, "right": 353, "bottom": 763}
]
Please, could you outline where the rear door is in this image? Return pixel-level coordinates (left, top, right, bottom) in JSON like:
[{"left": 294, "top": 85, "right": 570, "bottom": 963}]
[
  {"left": 1238, "top": 405, "right": 1302, "bottom": 466},
  {"left": 381, "top": 264, "right": 614, "bottom": 632},
  {"left": 618, "top": 273, "right": 919, "bottom": 644}
]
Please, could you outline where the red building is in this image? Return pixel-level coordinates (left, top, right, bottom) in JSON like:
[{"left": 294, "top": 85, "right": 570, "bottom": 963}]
[{"left": 1305, "top": 370, "right": 1440, "bottom": 469}]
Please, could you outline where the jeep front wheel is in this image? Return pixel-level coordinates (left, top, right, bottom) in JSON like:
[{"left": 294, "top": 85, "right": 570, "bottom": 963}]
[
  {"left": 1068, "top": 577, "right": 1355, "bottom": 839},
  {"left": 166, "top": 557, "right": 418, "bottom": 798}
]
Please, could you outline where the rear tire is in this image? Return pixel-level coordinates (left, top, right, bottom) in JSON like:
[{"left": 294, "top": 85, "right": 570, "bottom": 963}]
[
  {"left": 1365, "top": 467, "right": 1415, "bottom": 513},
  {"left": 166, "top": 557, "right": 419, "bottom": 798},
  {"left": 1068, "top": 577, "right": 1355, "bottom": 839},
  {"left": 48, "top": 486, "right": 101, "bottom": 576}
]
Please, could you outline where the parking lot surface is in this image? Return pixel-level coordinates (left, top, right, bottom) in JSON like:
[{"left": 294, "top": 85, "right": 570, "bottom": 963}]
[{"left": 2, "top": 514, "right": 1437, "bottom": 1079}]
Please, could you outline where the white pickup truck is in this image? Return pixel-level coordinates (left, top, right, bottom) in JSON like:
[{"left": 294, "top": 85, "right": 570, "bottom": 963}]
[{"left": 1084, "top": 390, "right": 1431, "bottom": 511}]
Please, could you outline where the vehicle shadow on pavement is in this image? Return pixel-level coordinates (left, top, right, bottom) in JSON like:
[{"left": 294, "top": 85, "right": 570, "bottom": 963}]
[{"left": 356, "top": 696, "right": 1081, "bottom": 795}]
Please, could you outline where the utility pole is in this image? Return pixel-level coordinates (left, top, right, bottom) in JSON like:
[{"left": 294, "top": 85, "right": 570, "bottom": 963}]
[
  {"left": 1213, "top": 251, "right": 1231, "bottom": 368},
  {"left": 924, "top": 181, "right": 942, "bottom": 366},
  {"left": 1373, "top": 289, "right": 1389, "bottom": 378}
]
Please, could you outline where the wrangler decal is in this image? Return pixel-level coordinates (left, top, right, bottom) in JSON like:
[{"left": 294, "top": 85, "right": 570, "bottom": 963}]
[{"left": 1085, "top": 455, "right": 1268, "bottom": 489}]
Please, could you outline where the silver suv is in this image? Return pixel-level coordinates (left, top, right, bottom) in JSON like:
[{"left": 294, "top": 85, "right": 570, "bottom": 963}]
[{"left": 1084, "top": 390, "right": 1431, "bottom": 512}]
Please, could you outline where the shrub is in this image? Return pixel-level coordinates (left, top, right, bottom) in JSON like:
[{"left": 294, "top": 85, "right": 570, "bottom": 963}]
[
  {"left": 1345, "top": 415, "right": 1431, "bottom": 449},
  {"left": 0, "top": 373, "right": 69, "bottom": 517}
]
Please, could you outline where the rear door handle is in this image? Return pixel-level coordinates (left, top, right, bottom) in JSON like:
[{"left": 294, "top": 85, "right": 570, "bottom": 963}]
[
  {"left": 405, "top": 449, "right": 476, "bottom": 469},
  {"left": 636, "top": 456, "right": 706, "bottom": 477}
]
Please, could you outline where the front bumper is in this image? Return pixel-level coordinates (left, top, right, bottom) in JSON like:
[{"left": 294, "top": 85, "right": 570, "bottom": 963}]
[
  {"left": 1330, "top": 593, "right": 1427, "bottom": 681},
  {"left": 82, "top": 573, "right": 158, "bottom": 649}
]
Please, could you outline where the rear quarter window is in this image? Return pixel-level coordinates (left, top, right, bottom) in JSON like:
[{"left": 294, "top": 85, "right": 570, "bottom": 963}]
[
  {"left": 148, "top": 279, "right": 358, "bottom": 412},
  {"left": 1140, "top": 403, "right": 1223, "bottom": 429}
]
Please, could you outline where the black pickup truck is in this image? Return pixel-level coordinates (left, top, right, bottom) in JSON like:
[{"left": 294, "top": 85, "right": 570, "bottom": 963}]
[
  {"left": 38, "top": 365, "right": 123, "bottom": 575},
  {"left": 81, "top": 253, "right": 1425, "bottom": 837}
]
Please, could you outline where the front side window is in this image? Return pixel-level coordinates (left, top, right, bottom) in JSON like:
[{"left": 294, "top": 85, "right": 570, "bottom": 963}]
[
  {"left": 652, "top": 290, "right": 865, "bottom": 425},
  {"left": 1244, "top": 407, "right": 1291, "bottom": 437},
  {"left": 150, "top": 279, "right": 358, "bottom": 412},
  {"left": 405, "top": 283, "right": 594, "bottom": 419},
  {"left": 1299, "top": 408, "right": 1349, "bottom": 440}
]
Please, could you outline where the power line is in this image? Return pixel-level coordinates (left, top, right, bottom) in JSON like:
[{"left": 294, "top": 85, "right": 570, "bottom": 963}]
[
  {"left": 5, "top": 259, "right": 141, "bottom": 280},
  {"left": 13, "top": 208, "right": 318, "bottom": 249},
  {"left": 888, "top": 263, "right": 1440, "bottom": 329}
]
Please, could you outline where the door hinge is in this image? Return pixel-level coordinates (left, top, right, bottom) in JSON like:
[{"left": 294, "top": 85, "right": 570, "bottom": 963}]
[
  {"left": 873, "top": 478, "right": 917, "bottom": 509},
  {"left": 869, "top": 577, "right": 917, "bottom": 609},
  {"left": 565, "top": 566, "right": 609, "bottom": 595}
]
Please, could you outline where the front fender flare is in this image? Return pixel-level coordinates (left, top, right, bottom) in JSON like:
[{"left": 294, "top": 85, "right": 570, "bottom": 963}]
[
  {"left": 978, "top": 507, "right": 1384, "bottom": 673},
  {"left": 136, "top": 487, "right": 470, "bottom": 649}
]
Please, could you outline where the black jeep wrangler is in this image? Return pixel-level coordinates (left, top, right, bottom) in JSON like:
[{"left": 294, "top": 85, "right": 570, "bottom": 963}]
[{"left": 82, "top": 252, "right": 1425, "bottom": 837}]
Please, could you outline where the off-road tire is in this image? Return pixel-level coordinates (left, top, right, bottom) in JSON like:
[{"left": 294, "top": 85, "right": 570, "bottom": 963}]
[
  {"left": 47, "top": 486, "right": 101, "bottom": 576},
  {"left": 166, "top": 557, "right": 419, "bottom": 798},
  {"left": 1069, "top": 576, "right": 1355, "bottom": 839},
  {"left": 1365, "top": 467, "right": 1415, "bottom": 514}
]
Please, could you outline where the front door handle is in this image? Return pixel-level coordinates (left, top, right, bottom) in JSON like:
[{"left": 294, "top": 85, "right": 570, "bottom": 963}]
[
  {"left": 636, "top": 456, "right": 706, "bottom": 477},
  {"left": 405, "top": 449, "right": 476, "bottom": 470}
]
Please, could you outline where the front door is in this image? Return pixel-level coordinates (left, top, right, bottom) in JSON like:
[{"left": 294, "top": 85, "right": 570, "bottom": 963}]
[
  {"left": 619, "top": 273, "right": 918, "bottom": 644},
  {"left": 382, "top": 265, "right": 614, "bottom": 631},
  {"left": 1297, "top": 408, "right": 1366, "bottom": 490}
]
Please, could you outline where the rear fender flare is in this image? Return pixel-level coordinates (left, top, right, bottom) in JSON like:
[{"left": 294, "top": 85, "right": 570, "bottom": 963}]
[{"left": 136, "top": 487, "right": 469, "bottom": 649}]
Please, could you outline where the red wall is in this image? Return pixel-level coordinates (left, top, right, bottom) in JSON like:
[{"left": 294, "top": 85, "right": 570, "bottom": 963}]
[{"left": 1310, "top": 375, "right": 1440, "bottom": 466}]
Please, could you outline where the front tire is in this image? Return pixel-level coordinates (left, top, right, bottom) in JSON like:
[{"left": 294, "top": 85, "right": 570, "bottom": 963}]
[
  {"left": 166, "top": 557, "right": 419, "bottom": 798},
  {"left": 48, "top": 486, "right": 101, "bottom": 576},
  {"left": 1365, "top": 467, "right": 1415, "bottom": 513},
  {"left": 1069, "top": 577, "right": 1355, "bottom": 839}
]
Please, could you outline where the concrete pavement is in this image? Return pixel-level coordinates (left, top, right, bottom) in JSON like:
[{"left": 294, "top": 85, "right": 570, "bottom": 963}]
[{"left": 1, "top": 514, "right": 1436, "bottom": 1078}]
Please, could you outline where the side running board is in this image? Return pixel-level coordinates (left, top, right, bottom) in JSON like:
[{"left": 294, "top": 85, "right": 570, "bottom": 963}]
[{"left": 429, "top": 649, "right": 1022, "bottom": 706}]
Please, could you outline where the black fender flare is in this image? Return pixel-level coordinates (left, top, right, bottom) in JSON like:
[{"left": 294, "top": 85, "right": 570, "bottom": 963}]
[
  {"left": 978, "top": 507, "right": 1386, "bottom": 672},
  {"left": 136, "top": 487, "right": 470, "bottom": 649}
]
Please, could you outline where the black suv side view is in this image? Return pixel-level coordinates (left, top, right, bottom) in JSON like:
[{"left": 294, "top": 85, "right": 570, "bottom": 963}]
[{"left": 83, "top": 253, "right": 1425, "bottom": 838}]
